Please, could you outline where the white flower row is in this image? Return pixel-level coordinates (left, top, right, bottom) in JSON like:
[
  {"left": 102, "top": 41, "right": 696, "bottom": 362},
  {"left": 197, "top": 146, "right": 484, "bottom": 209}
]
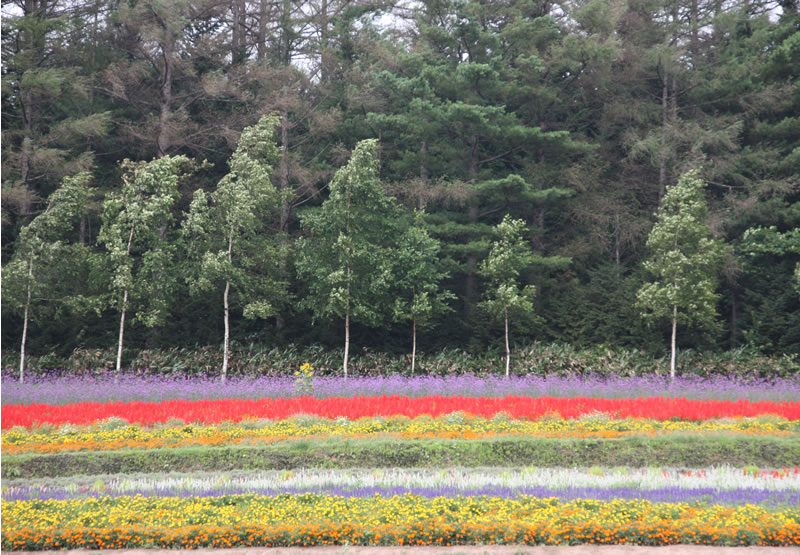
[{"left": 5, "top": 466, "right": 799, "bottom": 497}]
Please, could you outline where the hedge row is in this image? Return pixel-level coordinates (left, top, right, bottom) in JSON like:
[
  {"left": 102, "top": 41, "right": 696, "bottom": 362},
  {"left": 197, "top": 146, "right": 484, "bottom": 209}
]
[{"left": 4, "top": 342, "right": 800, "bottom": 379}]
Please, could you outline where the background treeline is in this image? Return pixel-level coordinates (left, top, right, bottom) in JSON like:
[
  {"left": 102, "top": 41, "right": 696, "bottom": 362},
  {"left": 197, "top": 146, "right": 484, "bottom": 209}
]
[{"left": 2, "top": 0, "right": 799, "bottom": 371}]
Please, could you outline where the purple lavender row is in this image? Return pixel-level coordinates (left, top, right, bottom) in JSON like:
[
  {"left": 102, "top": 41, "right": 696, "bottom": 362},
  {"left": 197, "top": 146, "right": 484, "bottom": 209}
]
[
  {"left": 5, "top": 486, "right": 799, "bottom": 506},
  {"left": 3, "top": 373, "right": 799, "bottom": 405}
]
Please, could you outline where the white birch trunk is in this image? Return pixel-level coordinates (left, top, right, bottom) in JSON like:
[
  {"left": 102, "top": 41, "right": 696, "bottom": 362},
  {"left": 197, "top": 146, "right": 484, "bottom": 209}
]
[
  {"left": 344, "top": 309, "right": 350, "bottom": 379},
  {"left": 411, "top": 318, "right": 417, "bottom": 374},
  {"left": 670, "top": 304, "right": 677, "bottom": 380},
  {"left": 221, "top": 234, "right": 233, "bottom": 383},
  {"left": 116, "top": 226, "right": 136, "bottom": 376},
  {"left": 116, "top": 289, "right": 128, "bottom": 375},
  {"left": 504, "top": 307, "right": 510, "bottom": 378},
  {"left": 343, "top": 263, "right": 351, "bottom": 379},
  {"left": 19, "top": 259, "right": 33, "bottom": 383},
  {"left": 222, "top": 280, "right": 230, "bottom": 382}
]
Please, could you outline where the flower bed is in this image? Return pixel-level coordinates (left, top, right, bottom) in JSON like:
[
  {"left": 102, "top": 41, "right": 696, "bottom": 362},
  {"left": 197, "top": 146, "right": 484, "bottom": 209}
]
[
  {"left": 4, "top": 373, "right": 799, "bottom": 405},
  {"left": 2, "top": 415, "right": 796, "bottom": 455},
  {"left": 5, "top": 467, "right": 800, "bottom": 506},
  {"left": 2, "top": 371, "right": 799, "bottom": 548},
  {"left": 4, "top": 395, "right": 799, "bottom": 429},
  {"left": 3, "top": 495, "right": 800, "bottom": 549}
]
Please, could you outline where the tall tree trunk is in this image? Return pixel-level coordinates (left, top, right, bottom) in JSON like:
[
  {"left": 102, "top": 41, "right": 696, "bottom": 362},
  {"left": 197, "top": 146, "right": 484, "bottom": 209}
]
[
  {"left": 319, "top": 0, "right": 329, "bottom": 83},
  {"left": 18, "top": 0, "right": 46, "bottom": 217},
  {"left": 221, "top": 234, "right": 233, "bottom": 382},
  {"left": 690, "top": 0, "right": 700, "bottom": 59},
  {"left": 730, "top": 289, "right": 738, "bottom": 349},
  {"left": 222, "top": 279, "right": 230, "bottom": 382},
  {"left": 116, "top": 226, "right": 136, "bottom": 376},
  {"left": 419, "top": 139, "right": 429, "bottom": 209},
  {"left": 659, "top": 63, "right": 669, "bottom": 201},
  {"left": 19, "top": 259, "right": 33, "bottom": 384},
  {"left": 89, "top": 0, "right": 99, "bottom": 109},
  {"left": 504, "top": 306, "right": 510, "bottom": 378},
  {"left": 344, "top": 308, "right": 350, "bottom": 379},
  {"left": 157, "top": 39, "right": 174, "bottom": 157},
  {"left": 257, "top": 0, "right": 268, "bottom": 60},
  {"left": 116, "top": 289, "right": 128, "bottom": 375},
  {"left": 464, "top": 135, "right": 479, "bottom": 318},
  {"left": 231, "top": 0, "right": 246, "bottom": 66},
  {"left": 670, "top": 303, "right": 677, "bottom": 380},
  {"left": 614, "top": 213, "right": 621, "bottom": 266},
  {"left": 279, "top": 108, "right": 291, "bottom": 232},
  {"left": 411, "top": 318, "right": 417, "bottom": 374},
  {"left": 343, "top": 263, "right": 351, "bottom": 378}
]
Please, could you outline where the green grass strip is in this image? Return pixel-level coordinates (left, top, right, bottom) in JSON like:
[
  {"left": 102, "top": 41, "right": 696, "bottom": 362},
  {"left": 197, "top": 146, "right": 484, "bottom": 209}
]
[{"left": 3, "top": 435, "right": 799, "bottom": 479}]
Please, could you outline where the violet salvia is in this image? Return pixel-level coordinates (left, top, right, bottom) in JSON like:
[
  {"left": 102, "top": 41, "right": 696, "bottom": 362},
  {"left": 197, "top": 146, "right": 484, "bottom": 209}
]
[{"left": 3, "top": 373, "right": 799, "bottom": 405}]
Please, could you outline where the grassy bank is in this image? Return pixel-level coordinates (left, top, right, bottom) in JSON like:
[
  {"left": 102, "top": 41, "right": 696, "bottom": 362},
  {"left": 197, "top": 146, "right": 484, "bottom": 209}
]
[{"left": 4, "top": 435, "right": 799, "bottom": 479}]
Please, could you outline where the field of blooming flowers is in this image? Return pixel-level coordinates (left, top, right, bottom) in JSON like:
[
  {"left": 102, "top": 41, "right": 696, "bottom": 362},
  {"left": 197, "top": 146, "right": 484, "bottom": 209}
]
[{"left": 2, "top": 370, "right": 800, "bottom": 549}]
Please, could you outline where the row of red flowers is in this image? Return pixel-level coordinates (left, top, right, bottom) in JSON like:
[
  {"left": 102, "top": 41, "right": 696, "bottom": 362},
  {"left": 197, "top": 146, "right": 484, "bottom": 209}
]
[{"left": 3, "top": 395, "right": 798, "bottom": 429}]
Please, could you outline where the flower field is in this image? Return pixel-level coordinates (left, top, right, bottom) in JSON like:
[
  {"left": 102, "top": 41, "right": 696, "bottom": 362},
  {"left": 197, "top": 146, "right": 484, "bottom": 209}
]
[
  {"left": 2, "top": 372, "right": 800, "bottom": 549},
  {"left": 5, "top": 395, "right": 800, "bottom": 429}
]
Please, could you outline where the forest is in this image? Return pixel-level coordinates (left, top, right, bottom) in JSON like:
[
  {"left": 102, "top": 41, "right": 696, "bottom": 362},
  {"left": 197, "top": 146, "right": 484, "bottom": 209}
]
[{"left": 2, "top": 0, "right": 799, "bottom": 375}]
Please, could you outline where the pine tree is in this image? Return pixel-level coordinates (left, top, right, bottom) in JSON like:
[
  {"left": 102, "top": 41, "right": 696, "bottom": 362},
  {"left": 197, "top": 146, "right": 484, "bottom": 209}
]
[{"left": 1, "top": 2, "right": 110, "bottom": 238}]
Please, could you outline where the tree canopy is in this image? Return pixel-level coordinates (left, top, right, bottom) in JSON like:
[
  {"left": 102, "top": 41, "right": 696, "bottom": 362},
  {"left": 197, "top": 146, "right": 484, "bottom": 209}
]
[{"left": 2, "top": 0, "right": 799, "bottom": 371}]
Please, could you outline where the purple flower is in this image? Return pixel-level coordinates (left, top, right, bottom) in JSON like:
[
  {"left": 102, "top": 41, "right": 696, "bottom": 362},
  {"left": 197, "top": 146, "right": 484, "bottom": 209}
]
[{"left": 3, "top": 373, "right": 798, "bottom": 405}]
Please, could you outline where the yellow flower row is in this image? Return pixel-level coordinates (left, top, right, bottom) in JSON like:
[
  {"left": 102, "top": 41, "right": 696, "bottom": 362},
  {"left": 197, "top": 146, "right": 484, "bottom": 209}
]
[
  {"left": 2, "top": 414, "right": 795, "bottom": 455},
  {"left": 3, "top": 495, "right": 799, "bottom": 549}
]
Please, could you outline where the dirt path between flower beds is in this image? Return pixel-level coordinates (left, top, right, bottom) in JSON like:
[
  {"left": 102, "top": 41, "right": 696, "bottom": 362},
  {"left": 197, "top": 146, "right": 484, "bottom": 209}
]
[{"left": 7, "top": 546, "right": 798, "bottom": 554}]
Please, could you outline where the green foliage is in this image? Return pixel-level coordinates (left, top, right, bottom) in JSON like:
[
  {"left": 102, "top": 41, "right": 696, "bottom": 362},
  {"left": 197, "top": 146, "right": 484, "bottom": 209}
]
[
  {"left": 296, "top": 139, "right": 402, "bottom": 329},
  {"left": 4, "top": 341, "right": 798, "bottom": 379},
  {"left": 479, "top": 215, "right": 536, "bottom": 323},
  {"left": 391, "top": 211, "right": 455, "bottom": 329},
  {"left": 741, "top": 227, "right": 800, "bottom": 300},
  {"left": 183, "top": 114, "right": 286, "bottom": 320},
  {"left": 736, "top": 226, "right": 800, "bottom": 352},
  {"left": 2, "top": 173, "right": 93, "bottom": 379},
  {"left": 3, "top": 0, "right": 800, "bottom": 358},
  {"left": 1, "top": 5, "right": 111, "bottom": 231},
  {"left": 637, "top": 171, "right": 727, "bottom": 331},
  {"left": 3, "top": 173, "right": 92, "bottom": 311},
  {"left": 98, "top": 156, "right": 192, "bottom": 327}
]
